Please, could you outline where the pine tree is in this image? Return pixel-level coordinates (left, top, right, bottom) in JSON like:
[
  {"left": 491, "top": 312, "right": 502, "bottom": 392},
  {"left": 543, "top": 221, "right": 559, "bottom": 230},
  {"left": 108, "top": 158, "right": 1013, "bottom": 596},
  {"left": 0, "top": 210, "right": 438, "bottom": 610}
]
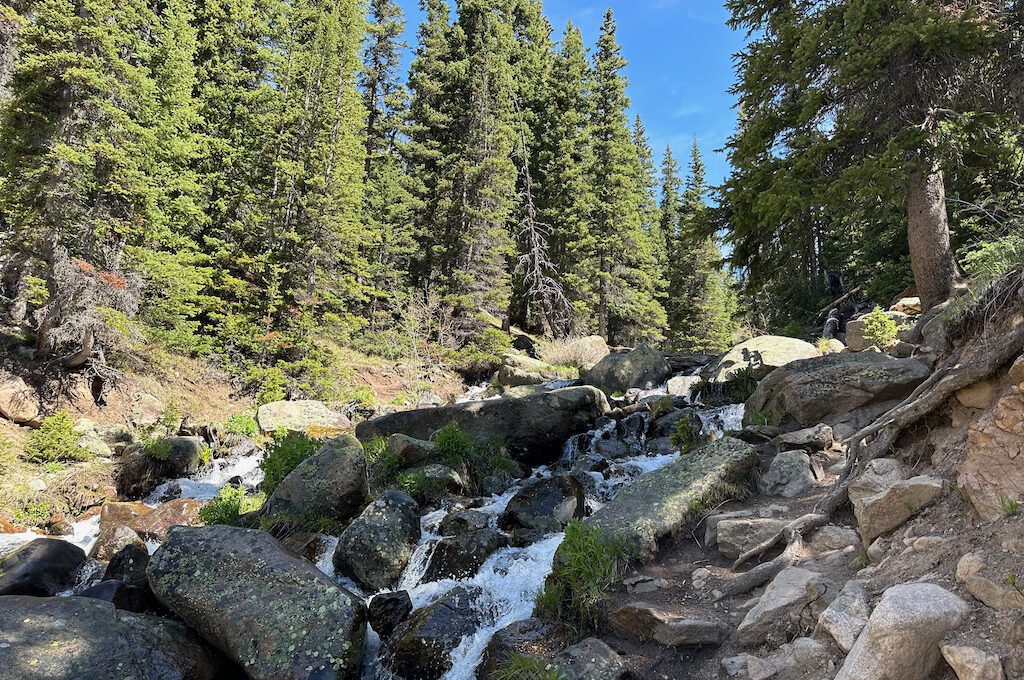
[
  {"left": 538, "top": 21, "right": 596, "bottom": 330},
  {"left": 667, "top": 140, "right": 735, "bottom": 352},
  {"left": 360, "top": 0, "right": 415, "bottom": 330},
  {"left": 406, "top": 0, "right": 457, "bottom": 295},
  {"left": 435, "top": 0, "right": 518, "bottom": 329},
  {"left": 723, "top": 1, "right": 1012, "bottom": 310},
  {"left": 589, "top": 10, "right": 665, "bottom": 343},
  {"left": 659, "top": 145, "right": 683, "bottom": 251},
  {"left": 0, "top": 0, "right": 169, "bottom": 363}
]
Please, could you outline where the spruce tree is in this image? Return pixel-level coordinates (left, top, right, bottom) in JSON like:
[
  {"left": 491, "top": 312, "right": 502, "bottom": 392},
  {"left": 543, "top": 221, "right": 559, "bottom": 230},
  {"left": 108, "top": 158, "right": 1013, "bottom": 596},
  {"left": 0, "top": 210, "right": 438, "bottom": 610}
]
[
  {"left": 360, "top": 0, "right": 415, "bottom": 330},
  {"left": 589, "top": 9, "right": 665, "bottom": 342},
  {"left": 667, "top": 141, "right": 735, "bottom": 352},
  {"left": 538, "top": 21, "right": 596, "bottom": 330},
  {"left": 723, "top": 1, "right": 1012, "bottom": 309}
]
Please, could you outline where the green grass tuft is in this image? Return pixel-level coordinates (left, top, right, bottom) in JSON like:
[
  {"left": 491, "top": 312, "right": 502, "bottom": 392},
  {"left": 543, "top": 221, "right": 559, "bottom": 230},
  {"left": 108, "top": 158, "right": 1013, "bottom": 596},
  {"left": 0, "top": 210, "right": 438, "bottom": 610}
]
[{"left": 493, "top": 654, "right": 568, "bottom": 680}]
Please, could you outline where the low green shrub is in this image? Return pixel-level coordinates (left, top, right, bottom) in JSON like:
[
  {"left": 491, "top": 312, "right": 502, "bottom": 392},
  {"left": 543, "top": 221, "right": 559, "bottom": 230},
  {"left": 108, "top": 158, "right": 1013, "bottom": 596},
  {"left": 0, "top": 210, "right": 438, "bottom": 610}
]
[
  {"left": 143, "top": 437, "right": 173, "bottom": 461},
  {"left": 364, "top": 436, "right": 405, "bottom": 494},
  {"left": 224, "top": 412, "right": 260, "bottom": 438},
  {"left": 493, "top": 654, "right": 568, "bottom": 680},
  {"left": 536, "top": 520, "right": 635, "bottom": 636},
  {"left": 860, "top": 306, "right": 900, "bottom": 348},
  {"left": 259, "top": 432, "right": 321, "bottom": 495},
  {"left": 669, "top": 413, "right": 701, "bottom": 452},
  {"left": 13, "top": 500, "right": 52, "bottom": 527},
  {"left": 24, "top": 411, "right": 91, "bottom": 464},
  {"left": 694, "top": 365, "right": 759, "bottom": 406},
  {"left": 198, "top": 486, "right": 265, "bottom": 526},
  {"left": 435, "top": 423, "right": 517, "bottom": 493}
]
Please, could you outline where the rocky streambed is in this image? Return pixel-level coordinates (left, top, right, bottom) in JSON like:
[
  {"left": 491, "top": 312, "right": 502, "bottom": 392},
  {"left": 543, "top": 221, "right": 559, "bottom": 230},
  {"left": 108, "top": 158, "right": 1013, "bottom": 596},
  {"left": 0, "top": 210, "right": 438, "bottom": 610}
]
[{"left": 0, "top": 368, "right": 744, "bottom": 679}]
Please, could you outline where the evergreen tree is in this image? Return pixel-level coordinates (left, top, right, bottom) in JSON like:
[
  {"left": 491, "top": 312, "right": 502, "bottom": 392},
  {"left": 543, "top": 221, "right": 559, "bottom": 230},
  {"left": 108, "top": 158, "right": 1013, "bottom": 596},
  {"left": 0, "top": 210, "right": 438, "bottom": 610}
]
[
  {"left": 667, "top": 140, "right": 735, "bottom": 352},
  {"left": 589, "top": 9, "right": 665, "bottom": 342},
  {"left": 0, "top": 0, "right": 170, "bottom": 362},
  {"left": 406, "top": 0, "right": 457, "bottom": 295},
  {"left": 659, "top": 145, "right": 682, "bottom": 250},
  {"left": 360, "top": 0, "right": 416, "bottom": 330},
  {"left": 538, "top": 21, "right": 595, "bottom": 330},
  {"left": 436, "top": 0, "right": 518, "bottom": 329},
  {"left": 723, "top": 1, "right": 1014, "bottom": 310}
]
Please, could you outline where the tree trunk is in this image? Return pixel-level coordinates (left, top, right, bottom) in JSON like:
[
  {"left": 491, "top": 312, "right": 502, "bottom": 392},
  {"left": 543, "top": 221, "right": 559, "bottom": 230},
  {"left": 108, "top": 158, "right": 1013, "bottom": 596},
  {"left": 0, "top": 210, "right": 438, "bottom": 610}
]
[{"left": 906, "top": 164, "right": 960, "bottom": 310}]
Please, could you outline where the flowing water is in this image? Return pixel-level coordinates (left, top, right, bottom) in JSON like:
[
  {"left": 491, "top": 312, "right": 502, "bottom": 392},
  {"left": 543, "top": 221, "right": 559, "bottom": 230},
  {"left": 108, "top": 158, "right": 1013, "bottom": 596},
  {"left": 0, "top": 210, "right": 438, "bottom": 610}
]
[{"left": 0, "top": 378, "right": 744, "bottom": 678}]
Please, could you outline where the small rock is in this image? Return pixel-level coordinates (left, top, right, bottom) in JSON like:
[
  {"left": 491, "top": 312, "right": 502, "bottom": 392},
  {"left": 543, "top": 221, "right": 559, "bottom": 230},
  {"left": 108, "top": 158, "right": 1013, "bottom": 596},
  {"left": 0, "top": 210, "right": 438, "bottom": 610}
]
[
  {"left": 623, "top": 575, "right": 668, "bottom": 594},
  {"left": 256, "top": 399, "right": 351, "bottom": 434},
  {"left": 89, "top": 525, "right": 146, "bottom": 561},
  {"left": 382, "top": 586, "right": 483, "bottom": 680},
  {"left": 704, "top": 510, "right": 754, "bottom": 547},
  {"left": 957, "top": 553, "right": 987, "bottom": 582},
  {"left": 964, "top": 574, "right": 1024, "bottom": 611},
  {"left": 892, "top": 297, "right": 923, "bottom": 315},
  {"left": 717, "top": 517, "right": 785, "bottom": 560},
  {"left": 736, "top": 567, "right": 837, "bottom": 648},
  {"left": 0, "top": 372, "right": 40, "bottom": 425},
  {"left": 368, "top": 590, "right": 413, "bottom": 639},
  {"left": 956, "top": 379, "right": 999, "bottom": 410},
  {"left": 809, "top": 525, "right": 861, "bottom": 553},
  {"left": 500, "top": 475, "right": 584, "bottom": 535},
  {"left": 852, "top": 474, "right": 944, "bottom": 544},
  {"left": 758, "top": 450, "right": 815, "bottom": 498},
  {"left": 609, "top": 601, "right": 731, "bottom": 646},
  {"left": 941, "top": 645, "right": 1006, "bottom": 680},
  {"left": 332, "top": 490, "right": 420, "bottom": 592},
  {"left": 555, "top": 637, "right": 627, "bottom": 680},
  {"left": 103, "top": 544, "right": 150, "bottom": 588},
  {"left": 387, "top": 433, "right": 437, "bottom": 465},
  {"left": 834, "top": 583, "right": 970, "bottom": 680},
  {"left": 774, "top": 424, "right": 834, "bottom": 451},
  {"left": 814, "top": 580, "right": 871, "bottom": 653}
]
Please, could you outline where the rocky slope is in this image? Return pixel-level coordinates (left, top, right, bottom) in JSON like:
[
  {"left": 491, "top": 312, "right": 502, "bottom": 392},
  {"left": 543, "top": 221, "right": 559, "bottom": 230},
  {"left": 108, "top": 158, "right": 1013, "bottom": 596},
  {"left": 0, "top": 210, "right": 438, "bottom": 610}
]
[{"left": 0, "top": 290, "right": 1022, "bottom": 679}]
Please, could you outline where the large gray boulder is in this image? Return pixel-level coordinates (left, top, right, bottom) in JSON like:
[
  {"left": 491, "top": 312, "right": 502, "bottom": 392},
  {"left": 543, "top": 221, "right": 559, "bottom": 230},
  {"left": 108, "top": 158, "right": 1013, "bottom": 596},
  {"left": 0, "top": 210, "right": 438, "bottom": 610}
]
[
  {"left": 147, "top": 525, "right": 366, "bottom": 680},
  {"left": 835, "top": 583, "right": 970, "bottom": 680},
  {"left": 0, "top": 595, "right": 237, "bottom": 679},
  {"left": 332, "top": 490, "right": 420, "bottom": 592},
  {"left": 584, "top": 438, "right": 756, "bottom": 560},
  {"left": 257, "top": 399, "right": 351, "bottom": 434},
  {"left": 581, "top": 344, "right": 672, "bottom": 393},
  {"left": 706, "top": 336, "right": 820, "bottom": 383},
  {"left": 355, "top": 387, "right": 610, "bottom": 465},
  {"left": 0, "top": 538, "right": 86, "bottom": 596},
  {"left": 262, "top": 435, "right": 369, "bottom": 525},
  {"left": 744, "top": 352, "right": 931, "bottom": 438}
]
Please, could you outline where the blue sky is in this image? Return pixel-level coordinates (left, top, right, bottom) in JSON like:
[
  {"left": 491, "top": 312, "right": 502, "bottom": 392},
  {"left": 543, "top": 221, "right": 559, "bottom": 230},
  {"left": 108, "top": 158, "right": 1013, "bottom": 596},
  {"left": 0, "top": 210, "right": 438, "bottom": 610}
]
[{"left": 392, "top": 0, "right": 748, "bottom": 188}]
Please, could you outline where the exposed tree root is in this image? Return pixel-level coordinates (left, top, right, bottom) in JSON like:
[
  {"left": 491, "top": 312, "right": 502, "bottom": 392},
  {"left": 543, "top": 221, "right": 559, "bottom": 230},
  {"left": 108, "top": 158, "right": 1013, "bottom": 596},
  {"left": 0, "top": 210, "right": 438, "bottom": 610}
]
[{"left": 718, "top": 318, "right": 1024, "bottom": 599}]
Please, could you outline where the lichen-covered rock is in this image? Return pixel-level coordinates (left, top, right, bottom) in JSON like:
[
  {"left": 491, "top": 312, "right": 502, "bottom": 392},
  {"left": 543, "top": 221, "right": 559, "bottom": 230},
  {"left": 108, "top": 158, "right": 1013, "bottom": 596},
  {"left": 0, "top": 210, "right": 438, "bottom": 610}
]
[
  {"left": 581, "top": 344, "right": 672, "bottom": 393},
  {"left": 256, "top": 399, "right": 351, "bottom": 434},
  {"left": 497, "top": 354, "right": 567, "bottom": 387},
  {"left": 707, "top": 336, "right": 820, "bottom": 383},
  {"left": 355, "top": 387, "right": 610, "bottom": 465},
  {"left": 716, "top": 517, "right": 786, "bottom": 560},
  {"left": 736, "top": 567, "right": 837, "bottom": 649},
  {"left": 835, "top": 583, "right": 969, "bottom": 680},
  {"left": 744, "top": 352, "right": 930, "bottom": 438},
  {"left": 960, "top": 386, "right": 1024, "bottom": 521},
  {"left": 147, "top": 525, "right": 366, "bottom": 680},
  {"left": 332, "top": 490, "right": 420, "bottom": 592},
  {"left": 758, "top": 450, "right": 814, "bottom": 498},
  {"left": 262, "top": 435, "right": 369, "bottom": 525},
  {"left": 0, "top": 595, "right": 238, "bottom": 679},
  {"left": 381, "top": 586, "right": 482, "bottom": 680},
  {"left": 0, "top": 538, "right": 85, "bottom": 596},
  {"left": 584, "top": 438, "right": 756, "bottom": 561},
  {"left": 555, "top": 637, "right": 627, "bottom": 680}
]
